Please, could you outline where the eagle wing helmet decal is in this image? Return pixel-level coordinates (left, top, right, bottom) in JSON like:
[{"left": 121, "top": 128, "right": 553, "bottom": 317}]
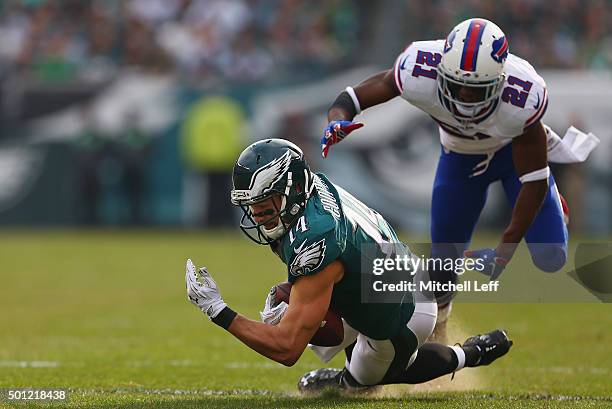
[{"left": 249, "top": 150, "right": 293, "bottom": 196}]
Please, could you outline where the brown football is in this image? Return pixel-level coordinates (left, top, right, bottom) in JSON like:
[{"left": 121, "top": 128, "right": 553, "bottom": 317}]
[{"left": 271, "top": 281, "right": 344, "bottom": 347}]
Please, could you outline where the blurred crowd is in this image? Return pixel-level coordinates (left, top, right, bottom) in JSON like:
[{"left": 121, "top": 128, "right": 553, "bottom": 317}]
[
  {"left": 405, "top": 0, "right": 611, "bottom": 70},
  {"left": 0, "top": 0, "right": 609, "bottom": 87},
  {"left": 0, "top": 0, "right": 362, "bottom": 85},
  {"left": 0, "top": 0, "right": 609, "bottom": 228}
]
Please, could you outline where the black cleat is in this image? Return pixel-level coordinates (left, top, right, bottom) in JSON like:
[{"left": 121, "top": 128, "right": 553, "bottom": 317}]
[
  {"left": 298, "top": 368, "right": 343, "bottom": 394},
  {"left": 463, "top": 329, "right": 513, "bottom": 366},
  {"left": 298, "top": 368, "right": 379, "bottom": 395}
]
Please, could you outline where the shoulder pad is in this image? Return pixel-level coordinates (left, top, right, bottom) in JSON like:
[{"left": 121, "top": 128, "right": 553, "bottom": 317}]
[
  {"left": 494, "top": 54, "right": 548, "bottom": 137},
  {"left": 394, "top": 40, "right": 444, "bottom": 100},
  {"left": 284, "top": 226, "right": 341, "bottom": 282},
  {"left": 282, "top": 176, "right": 344, "bottom": 282}
]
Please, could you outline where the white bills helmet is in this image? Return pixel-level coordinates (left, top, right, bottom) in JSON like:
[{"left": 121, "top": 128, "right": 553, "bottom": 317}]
[{"left": 437, "top": 18, "right": 509, "bottom": 126}]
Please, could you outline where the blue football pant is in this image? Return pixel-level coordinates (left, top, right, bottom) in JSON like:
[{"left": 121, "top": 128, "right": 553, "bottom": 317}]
[{"left": 430, "top": 144, "right": 568, "bottom": 301}]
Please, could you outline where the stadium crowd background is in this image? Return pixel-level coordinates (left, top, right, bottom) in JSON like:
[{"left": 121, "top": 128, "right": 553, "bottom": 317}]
[
  {"left": 0, "top": 0, "right": 363, "bottom": 85},
  {"left": 1, "top": 0, "right": 609, "bottom": 86},
  {"left": 0, "top": 0, "right": 610, "bottom": 230}
]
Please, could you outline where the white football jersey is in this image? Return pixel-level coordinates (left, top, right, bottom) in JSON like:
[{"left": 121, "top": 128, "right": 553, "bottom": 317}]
[{"left": 393, "top": 40, "right": 548, "bottom": 154}]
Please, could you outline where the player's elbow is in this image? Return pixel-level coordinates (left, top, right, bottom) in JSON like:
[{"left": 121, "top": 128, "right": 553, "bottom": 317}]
[
  {"left": 275, "top": 337, "right": 305, "bottom": 367},
  {"left": 278, "top": 354, "right": 299, "bottom": 367},
  {"left": 277, "top": 348, "right": 303, "bottom": 367}
]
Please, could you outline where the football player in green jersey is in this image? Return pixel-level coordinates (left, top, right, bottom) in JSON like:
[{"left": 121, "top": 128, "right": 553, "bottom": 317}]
[{"left": 185, "top": 138, "right": 512, "bottom": 392}]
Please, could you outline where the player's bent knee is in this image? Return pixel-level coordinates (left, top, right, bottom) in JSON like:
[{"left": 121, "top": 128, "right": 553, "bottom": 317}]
[
  {"left": 407, "top": 301, "right": 438, "bottom": 345},
  {"left": 348, "top": 337, "right": 395, "bottom": 386},
  {"left": 349, "top": 369, "right": 384, "bottom": 386},
  {"left": 531, "top": 244, "right": 568, "bottom": 273}
]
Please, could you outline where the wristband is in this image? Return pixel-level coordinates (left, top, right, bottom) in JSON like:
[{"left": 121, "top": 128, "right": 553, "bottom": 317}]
[
  {"left": 345, "top": 86, "right": 361, "bottom": 114},
  {"left": 329, "top": 90, "right": 358, "bottom": 118},
  {"left": 519, "top": 166, "right": 550, "bottom": 183},
  {"left": 211, "top": 306, "right": 237, "bottom": 330}
]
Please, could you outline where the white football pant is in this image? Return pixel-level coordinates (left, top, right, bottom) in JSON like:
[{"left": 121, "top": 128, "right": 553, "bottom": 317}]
[{"left": 309, "top": 300, "right": 437, "bottom": 386}]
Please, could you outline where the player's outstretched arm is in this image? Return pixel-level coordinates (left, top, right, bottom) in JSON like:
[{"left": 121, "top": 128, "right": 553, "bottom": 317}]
[
  {"left": 185, "top": 258, "right": 342, "bottom": 367},
  {"left": 227, "top": 262, "right": 340, "bottom": 366},
  {"left": 465, "top": 122, "right": 548, "bottom": 279},
  {"left": 322, "top": 69, "right": 399, "bottom": 157},
  {"left": 328, "top": 69, "right": 400, "bottom": 122},
  {"left": 504, "top": 121, "right": 549, "bottom": 246}
]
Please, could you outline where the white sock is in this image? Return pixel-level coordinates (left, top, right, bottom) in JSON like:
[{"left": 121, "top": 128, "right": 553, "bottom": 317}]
[{"left": 449, "top": 345, "right": 466, "bottom": 371}]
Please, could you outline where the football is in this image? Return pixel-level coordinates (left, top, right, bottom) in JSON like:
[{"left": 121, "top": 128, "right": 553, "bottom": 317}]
[{"left": 271, "top": 281, "right": 344, "bottom": 347}]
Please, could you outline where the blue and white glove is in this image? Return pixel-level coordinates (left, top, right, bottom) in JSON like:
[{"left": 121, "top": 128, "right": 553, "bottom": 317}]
[
  {"left": 321, "top": 120, "right": 363, "bottom": 158},
  {"left": 185, "top": 259, "right": 227, "bottom": 319},
  {"left": 464, "top": 248, "right": 508, "bottom": 281}
]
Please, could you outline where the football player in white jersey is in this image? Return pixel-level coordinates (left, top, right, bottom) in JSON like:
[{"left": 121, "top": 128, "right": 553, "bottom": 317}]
[{"left": 321, "top": 18, "right": 597, "bottom": 337}]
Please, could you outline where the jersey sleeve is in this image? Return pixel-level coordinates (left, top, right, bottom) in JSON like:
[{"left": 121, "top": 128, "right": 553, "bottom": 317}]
[
  {"left": 496, "top": 55, "right": 549, "bottom": 137},
  {"left": 285, "top": 223, "right": 342, "bottom": 284},
  {"left": 523, "top": 83, "right": 548, "bottom": 129},
  {"left": 393, "top": 44, "right": 413, "bottom": 95},
  {"left": 393, "top": 40, "right": 445, "bottom": 105}
]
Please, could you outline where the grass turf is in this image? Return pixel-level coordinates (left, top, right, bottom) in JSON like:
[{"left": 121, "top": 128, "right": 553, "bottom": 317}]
[{"left": 0, "top": 230, "right": 610, "bottom": 408}]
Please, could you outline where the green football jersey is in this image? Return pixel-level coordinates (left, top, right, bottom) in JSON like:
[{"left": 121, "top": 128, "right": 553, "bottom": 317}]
[{"left": 273, "top": 173, "right": 415, "bottom": 340}]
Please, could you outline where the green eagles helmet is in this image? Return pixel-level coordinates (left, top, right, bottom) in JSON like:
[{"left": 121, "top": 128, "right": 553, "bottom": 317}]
[{"left": 231, "top": 139, "right": 314, "bottom": 244}]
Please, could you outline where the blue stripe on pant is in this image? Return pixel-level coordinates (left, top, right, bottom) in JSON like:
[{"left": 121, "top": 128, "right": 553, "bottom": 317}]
[{"left": 430, "top": 144, "right": 568, "bottom": 301}]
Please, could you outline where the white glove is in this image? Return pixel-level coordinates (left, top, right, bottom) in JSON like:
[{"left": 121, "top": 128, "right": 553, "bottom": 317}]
[
  {"left": 259, "top": 286, "right": 288, "bottom": 325},
  {"left": 185, "top": 259, "right": 227, "bottom": 319}
]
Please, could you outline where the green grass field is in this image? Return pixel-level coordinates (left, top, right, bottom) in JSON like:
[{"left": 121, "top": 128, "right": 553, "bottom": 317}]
[{"left": 0, "top": 230, "right": 610, "bottom": 408}]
